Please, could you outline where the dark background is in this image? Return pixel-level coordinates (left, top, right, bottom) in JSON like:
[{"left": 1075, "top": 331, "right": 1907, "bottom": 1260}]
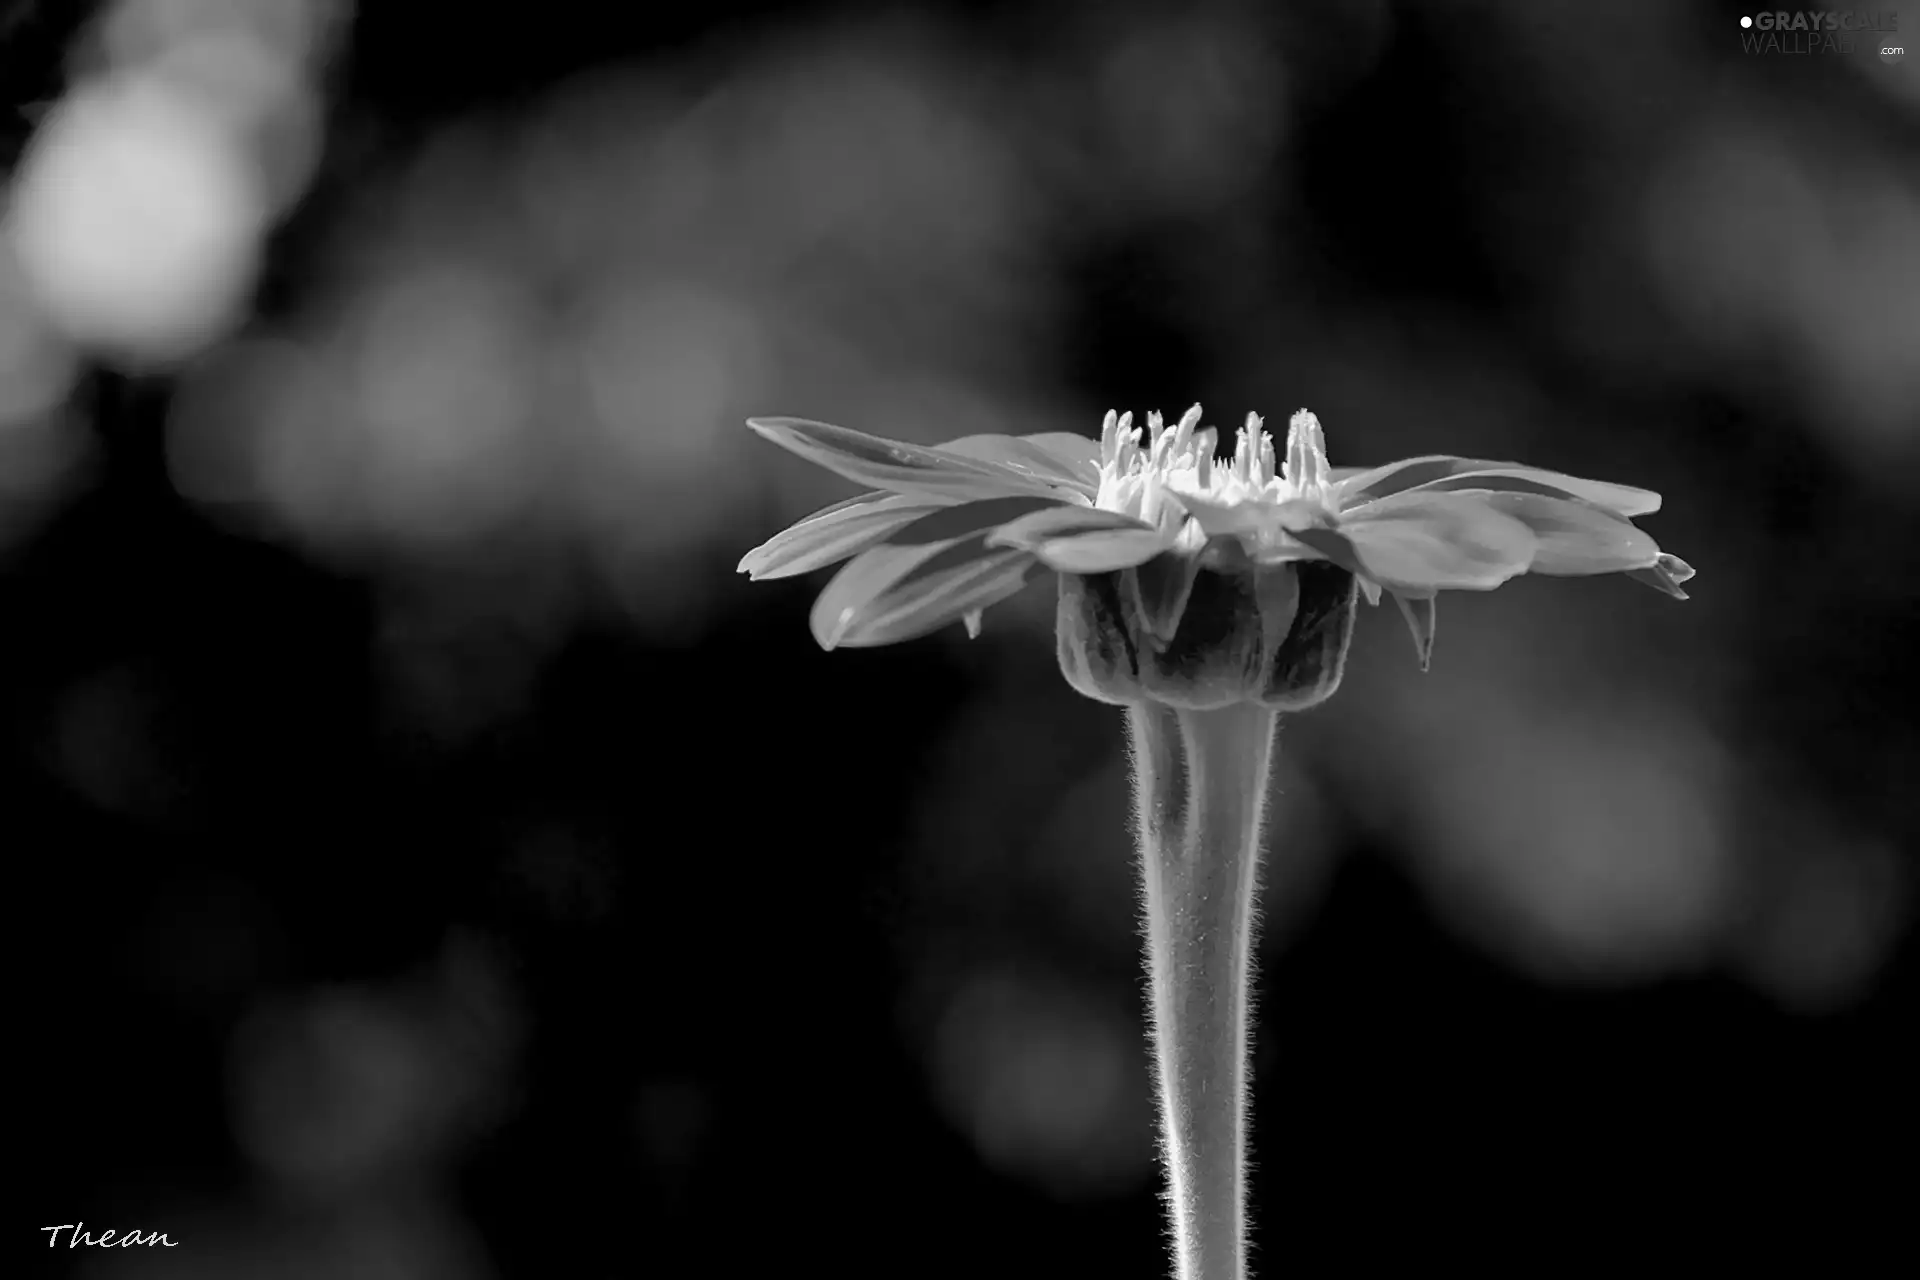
[{"left": 8, "top": 0, "right": 1916, "bottom": 1276}]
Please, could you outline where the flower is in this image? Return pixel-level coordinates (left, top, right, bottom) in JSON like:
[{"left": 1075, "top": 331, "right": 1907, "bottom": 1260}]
[
  {"left": 737, "top": 406, "right": 1692, "bottom": 693},
  {"left": 740, "top": 406, "right": 1697, "bottom": 1272}
]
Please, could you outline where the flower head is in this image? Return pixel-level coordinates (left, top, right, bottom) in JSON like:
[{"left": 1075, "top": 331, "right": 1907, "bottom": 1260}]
[{"left": 738, "top": 407, "right": 1692, "bottom": 691}]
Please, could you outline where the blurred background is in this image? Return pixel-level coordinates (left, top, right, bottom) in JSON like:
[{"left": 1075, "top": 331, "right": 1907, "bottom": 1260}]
[{"left": 7, "top": 0, "right": 1916, "bottom": 1275}]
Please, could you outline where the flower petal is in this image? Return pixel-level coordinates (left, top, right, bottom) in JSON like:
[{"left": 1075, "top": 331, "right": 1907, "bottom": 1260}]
[
  {"left": 1450, "top": 489, "right": 1660, "bottom": 575},
  {"left": 1006, "top": 498, "right": 1182, "bottom": 571},
  {"left": 1392, "top": 591, "right": 1437, "bottom": 671},
  {"left": 986, "top": 504, "right": 1171, "bottom": 573},
  {"left": 1418, "top": 471, "right": 1662, "bottom": 517},
  {"left": 1625, "top": 553, "right": 1695, "bottom": 600},
  {"left": 1338, "top": 455, "right": 1662, "bottom": 517},
  {"left": 1167, "top": 489, "right": 1270, "bottom": 538},
  {"left": 787, "top": 490, "right": 888, "bottom": 522},
  {"left": 1335, "top": 455, "right": 1508, "bottom": 507},
  {"left": 737, "top": 493, "right": 942, "bottom": 581},
  {"left": 1279, "top": 526, "right": 1383, "bottom": 605},
  {"left": 882, "top": 495, "right": 1075, "bottom": 545},
  {"left": 747, "top": 417, "right": 1057, "bottom": 502},
  {"left": 937, "top": 432, "right": 1102, "bottom": 497},
  {"left": 1338, "top": 491, "right": 1538, "bottom": 590},
  {"left": 1126, "top": 552, "right": 1202, "bottom": 649},
  {"left": 1031, "top": 529, "right": 1180, "bottom": 574},
  {"left": 1019, "top": 432, "right": 1102, "bottom": 472},
  {"left": 810, "top": 535, "right": 1037, "bottom": 649}
]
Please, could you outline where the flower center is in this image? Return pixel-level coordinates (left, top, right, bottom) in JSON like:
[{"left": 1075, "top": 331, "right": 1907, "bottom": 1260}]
[{"left": 1093, "top": 405, "right": 1336, "bottom": 540}]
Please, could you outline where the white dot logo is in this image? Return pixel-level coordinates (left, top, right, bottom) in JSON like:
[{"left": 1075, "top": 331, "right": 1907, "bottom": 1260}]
[{"left": 1740, "top": 15, "right": 1753, "bottom": 27}]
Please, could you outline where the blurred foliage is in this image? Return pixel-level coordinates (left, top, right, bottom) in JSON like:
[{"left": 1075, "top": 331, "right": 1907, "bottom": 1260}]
[{"left": 7, "top": 0, "right": 1916, "bottom": 1275}]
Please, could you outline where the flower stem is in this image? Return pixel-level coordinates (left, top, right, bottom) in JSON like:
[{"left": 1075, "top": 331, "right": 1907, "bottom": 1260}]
[{"left": 1126, "top": 701, "right": 1278, "bottom": 1280}]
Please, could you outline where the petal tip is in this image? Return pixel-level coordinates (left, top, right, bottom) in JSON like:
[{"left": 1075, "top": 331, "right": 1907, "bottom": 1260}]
[
  {"left": 1624, "top": 558, "right": 1693, "bottom": 600},
  {"left": 813, "top": 603, "right": 855, "bottom": 651},
  {"left": 1392, "top": 592, "right": 1437, "bottom": 671}
]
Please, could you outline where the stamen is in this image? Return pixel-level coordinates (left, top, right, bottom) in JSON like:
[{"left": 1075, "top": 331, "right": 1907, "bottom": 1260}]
[
  {"left": 1152, "top": 423, "right": 1178, "bottom": 470},
  {"left": 1173, "top": 404, "right": 1201, "bottom": 454},
  {"left": 1189, "top": 427, "right": 1217, "bottom": 489},
  {"left": 1139, "top": 469, "right": 1164, "bottom": 526},
  {"left": 1287, "top": 409, "right": 1326, "bottom": 491}
]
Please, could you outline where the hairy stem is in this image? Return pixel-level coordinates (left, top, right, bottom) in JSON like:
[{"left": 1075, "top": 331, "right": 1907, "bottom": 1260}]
[{"left": 1126, "top": 701, "right": 1277, "bottom": 1280}]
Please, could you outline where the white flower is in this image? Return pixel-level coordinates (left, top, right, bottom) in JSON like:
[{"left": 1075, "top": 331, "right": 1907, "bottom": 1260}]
[{"left": 738, "top": 405, "right": 1693, "bottom": 672}]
